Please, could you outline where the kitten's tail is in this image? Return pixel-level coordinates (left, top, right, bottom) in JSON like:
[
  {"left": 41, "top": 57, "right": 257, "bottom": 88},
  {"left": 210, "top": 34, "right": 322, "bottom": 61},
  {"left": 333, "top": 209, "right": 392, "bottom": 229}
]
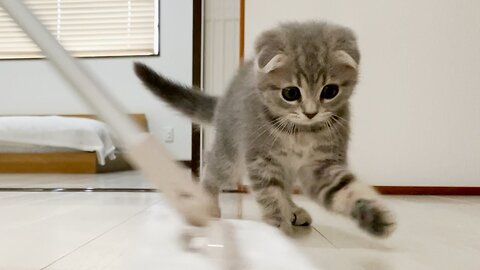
[{"left": 134, "top": 62, "right": 218, "bottom": 124}]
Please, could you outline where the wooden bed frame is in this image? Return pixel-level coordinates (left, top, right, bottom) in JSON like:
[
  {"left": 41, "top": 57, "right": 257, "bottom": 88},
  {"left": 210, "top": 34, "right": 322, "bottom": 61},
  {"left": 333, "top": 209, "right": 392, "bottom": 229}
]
[{"left": 0, "top": 114, "right": 148, "bottom": 174}]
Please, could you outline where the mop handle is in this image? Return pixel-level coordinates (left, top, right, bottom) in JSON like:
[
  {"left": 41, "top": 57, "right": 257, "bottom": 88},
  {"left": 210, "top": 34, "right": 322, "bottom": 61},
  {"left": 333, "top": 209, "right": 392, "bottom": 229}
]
[{"left": 0, "top": 0, "right": 211, "bottom": 226}]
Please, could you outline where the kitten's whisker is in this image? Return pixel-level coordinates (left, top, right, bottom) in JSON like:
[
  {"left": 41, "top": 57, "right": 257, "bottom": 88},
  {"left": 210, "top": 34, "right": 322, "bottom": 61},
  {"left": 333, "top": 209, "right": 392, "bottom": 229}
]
[
  {"left": 248, "top": 116, "right": 284, "bottom": 144},
  {"left": 331, "top": 115, "right": 346, "bottom": 128},
  {"left": 268, "top": 118, "right": 289, "bottom": 152},
  {"left": 249, "top": 123, "right": 269, "bottom": 140},
  {"left": 332, "top": 114, "right": 349, "bottom": 124},
  {"left": 271, "top": 124, "right": 284, "bottom": 144},
  {"left": 329, "top": 117, "right": 342, "bottom": 137},
  {"left": 266, "top": 117, "right": 287, "bottom": 147},
  {"left": 321, "top": 120, "right": 334, "bottom": 151},
  {"left": 326, "top": 118, "right": 336, "bottom": 143},
  {"left": 331, "top": 119, "right": 342, "bottom": 139},
  {"left": 289, "top": 121, "right": 295, "bottom": 137}
]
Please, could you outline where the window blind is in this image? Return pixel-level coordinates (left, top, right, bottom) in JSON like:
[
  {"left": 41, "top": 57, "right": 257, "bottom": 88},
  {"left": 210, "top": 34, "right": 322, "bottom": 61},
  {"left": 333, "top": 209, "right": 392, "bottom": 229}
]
[{"left": 0, "top": 0, "right": 158, "bottom": 59}]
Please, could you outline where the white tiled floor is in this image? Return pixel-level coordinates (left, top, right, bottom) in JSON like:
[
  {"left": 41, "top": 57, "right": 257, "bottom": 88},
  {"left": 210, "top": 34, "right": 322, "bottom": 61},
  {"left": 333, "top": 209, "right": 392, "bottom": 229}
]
[
  {"left": 0, "top": 172, "right": 479, "bottom": 270},
  {"left": 0, "top": 171, "right": 156, "bottom": 189}
]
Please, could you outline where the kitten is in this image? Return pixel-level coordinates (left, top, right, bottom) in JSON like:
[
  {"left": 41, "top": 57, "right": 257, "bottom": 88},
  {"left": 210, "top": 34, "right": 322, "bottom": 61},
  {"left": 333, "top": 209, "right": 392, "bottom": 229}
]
[{"left": 134, "top": 21, "right": 396, "bottom": 237}]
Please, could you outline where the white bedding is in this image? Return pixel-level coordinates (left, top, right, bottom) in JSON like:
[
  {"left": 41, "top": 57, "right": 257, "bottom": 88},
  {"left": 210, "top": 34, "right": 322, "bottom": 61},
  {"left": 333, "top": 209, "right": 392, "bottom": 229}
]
[
  {"left": 0, "top": 116, "right": 116, "bottom": 165},
  {"left": 0, "top": 141, "right": 77, "bottom": 153}
]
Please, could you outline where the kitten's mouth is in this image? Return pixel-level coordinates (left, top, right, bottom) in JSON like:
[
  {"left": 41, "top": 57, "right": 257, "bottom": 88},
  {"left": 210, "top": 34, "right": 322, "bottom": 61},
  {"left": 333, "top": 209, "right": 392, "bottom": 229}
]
[
  {"left": 263, "top": 108, "right": 329, "bottom": 133},
  {"left": 291, "top": 113, "right": 332, "bottom": 125},
  {"left": 292, "top": 119, "right": 326, "bottom": 128},
  {"left": 270, "top": 116, "right": 327, "bottom": 133}
]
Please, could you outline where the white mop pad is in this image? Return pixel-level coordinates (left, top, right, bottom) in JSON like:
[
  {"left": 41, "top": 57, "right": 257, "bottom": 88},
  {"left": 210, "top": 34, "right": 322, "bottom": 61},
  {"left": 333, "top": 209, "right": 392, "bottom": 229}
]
[
  {"left": 124, "top": 206, "right": 321, "bottom": 270},
  {"left": 46, "top": 203, "right": 321, "bottom": 270}
]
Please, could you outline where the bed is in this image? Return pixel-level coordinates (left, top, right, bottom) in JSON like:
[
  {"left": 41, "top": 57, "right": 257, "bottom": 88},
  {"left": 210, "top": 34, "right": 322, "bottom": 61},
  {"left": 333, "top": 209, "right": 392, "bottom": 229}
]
[{"left": 0, "top": 114, "right": 148, "bottom": 173}]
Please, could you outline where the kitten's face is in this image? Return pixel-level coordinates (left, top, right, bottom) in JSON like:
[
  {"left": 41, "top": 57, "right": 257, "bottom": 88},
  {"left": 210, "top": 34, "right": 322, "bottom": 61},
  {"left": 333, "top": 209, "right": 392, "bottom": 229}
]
[
  {"left": 253, "top": 23, "right": 360, "bottom": 127},
  {"left": 255, "top": 50, "right": 358, "bottom": 127}
]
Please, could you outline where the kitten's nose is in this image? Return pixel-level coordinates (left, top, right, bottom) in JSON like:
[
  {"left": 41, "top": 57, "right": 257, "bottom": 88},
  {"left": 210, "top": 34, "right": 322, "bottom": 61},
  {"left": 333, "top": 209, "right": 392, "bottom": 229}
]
[{"left": 304, "top": 112, "right": 317, "bottom": 119}]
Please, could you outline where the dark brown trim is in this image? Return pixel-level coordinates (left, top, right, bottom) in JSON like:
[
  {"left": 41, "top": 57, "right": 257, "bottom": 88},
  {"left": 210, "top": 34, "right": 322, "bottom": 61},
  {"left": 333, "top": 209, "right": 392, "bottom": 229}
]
[
  {"left": 191, "top": 0, "right": 203, "bottom": 177},
  {"left": 235, "top": 184, "right": 480, "bottom": 195},
  {"left": 180, "top": 160, "right": 192, "bottom": 169},
  {"left": 239, "top": 0, "right": 245, "bottom": 62},
  {"left": 375, "top": 186, "right": 480, "bottom": 195}
]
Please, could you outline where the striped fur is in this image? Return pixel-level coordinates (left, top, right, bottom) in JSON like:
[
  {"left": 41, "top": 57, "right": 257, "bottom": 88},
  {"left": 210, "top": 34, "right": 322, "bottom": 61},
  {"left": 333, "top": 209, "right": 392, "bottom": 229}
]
[
  {"left": 134, "top": 21, "right": 396, "bottom": 238},
  {"left": 134, "top": 63, "right": 218, "bottom": 124}
]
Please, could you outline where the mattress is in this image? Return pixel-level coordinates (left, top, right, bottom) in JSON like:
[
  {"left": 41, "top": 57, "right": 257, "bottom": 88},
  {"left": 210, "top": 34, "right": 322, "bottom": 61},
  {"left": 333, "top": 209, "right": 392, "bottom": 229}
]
[{"left": 0, "top": 116, "right": 116, "bottom": 165}]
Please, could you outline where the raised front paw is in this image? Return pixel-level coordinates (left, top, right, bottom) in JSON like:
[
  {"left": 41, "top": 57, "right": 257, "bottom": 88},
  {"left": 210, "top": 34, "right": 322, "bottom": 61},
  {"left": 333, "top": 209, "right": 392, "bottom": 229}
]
[
  {"left": 264, "top": 216, "right": 294, "bottom": 235},
  {"left": 351, "top": 199, "right": 396, "bottom": 238},
  {"left": 291, "top": 207, "right": 312, "bottom": 226},
  {"left": 209, "top": 204, "right": 221, "bottom": 218}
]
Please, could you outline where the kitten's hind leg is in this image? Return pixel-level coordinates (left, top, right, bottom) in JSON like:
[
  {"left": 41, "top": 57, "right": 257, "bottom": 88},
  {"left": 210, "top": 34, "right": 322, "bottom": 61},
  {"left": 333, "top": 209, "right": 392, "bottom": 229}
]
[
  {"left": 201, "top": 153, "right": 240, "bottom": 218},
  {"left": 298, "top": 163, "right": 396, "bottom": 237}
]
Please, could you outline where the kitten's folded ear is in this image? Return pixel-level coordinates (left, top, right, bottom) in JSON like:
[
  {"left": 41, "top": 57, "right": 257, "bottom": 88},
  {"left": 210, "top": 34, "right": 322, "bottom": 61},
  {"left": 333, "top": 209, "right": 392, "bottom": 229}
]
[
  {"left": 254, "top": 30, "right": 288, "bottom": 73},
  {"left": 255, "top": 51, "right": 288, "bottom": 73},
  {"left": 333, "top": 50, "right": 359, "bottom": 70}
]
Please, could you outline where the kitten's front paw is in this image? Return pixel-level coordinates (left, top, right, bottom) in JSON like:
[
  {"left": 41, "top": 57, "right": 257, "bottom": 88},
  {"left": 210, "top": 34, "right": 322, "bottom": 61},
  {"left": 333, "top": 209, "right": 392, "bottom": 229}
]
[
  {"left": 291, "top": 207, "right": 312, "bottom": 226},
  {"left": 264, "top": 216, "right": 294, "bottom": 235},
  {"left": 209, "top": 204, "right": 221, "bottom": 218},
  {"left": 351, "top": 199, "right": 396, "bottom": 238}
]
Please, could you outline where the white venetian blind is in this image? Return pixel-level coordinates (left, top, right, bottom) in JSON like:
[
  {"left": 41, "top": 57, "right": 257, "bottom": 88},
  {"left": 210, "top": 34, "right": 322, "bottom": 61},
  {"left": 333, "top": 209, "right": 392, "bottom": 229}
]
[{"left": 0, "top": 0, "right": 158, "bottom": 59}]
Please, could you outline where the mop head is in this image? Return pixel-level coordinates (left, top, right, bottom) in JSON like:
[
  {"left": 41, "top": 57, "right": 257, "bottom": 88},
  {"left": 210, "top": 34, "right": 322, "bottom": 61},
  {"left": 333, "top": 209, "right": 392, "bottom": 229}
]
[{"left": 122, "top": 206, "right": 319, "bottom": 270}]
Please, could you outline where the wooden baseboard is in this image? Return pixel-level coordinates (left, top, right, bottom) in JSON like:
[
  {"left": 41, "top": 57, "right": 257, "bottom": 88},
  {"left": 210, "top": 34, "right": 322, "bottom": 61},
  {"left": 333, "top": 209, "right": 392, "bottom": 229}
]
[
  {"left": 0, "top": 155, "right": 192, "bottom": 174},
  {"left": 98, "top": 155, "right": 192, "bottom": 174},
  {"left": 0, "top": 152, "right": 97, "bottom": 174},
  {"left": 233, "top": 184, "right": 480, "bottom": 196}
]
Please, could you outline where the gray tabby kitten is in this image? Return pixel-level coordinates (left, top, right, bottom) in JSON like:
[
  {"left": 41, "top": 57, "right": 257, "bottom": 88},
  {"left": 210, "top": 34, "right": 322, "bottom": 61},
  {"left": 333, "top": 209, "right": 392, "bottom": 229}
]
[{"left": 134, "top": 21, "right": 396, "bottom": 237}]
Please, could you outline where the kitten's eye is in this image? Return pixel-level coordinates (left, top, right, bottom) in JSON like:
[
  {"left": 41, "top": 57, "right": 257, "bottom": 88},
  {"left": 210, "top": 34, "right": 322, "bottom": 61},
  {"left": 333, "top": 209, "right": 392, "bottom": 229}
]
[
  {"left": 281, "top": 86, "right": 301, "bottom": 101},
  {"left": 321, "top": 84, "right": 339, "bottom": 100}
]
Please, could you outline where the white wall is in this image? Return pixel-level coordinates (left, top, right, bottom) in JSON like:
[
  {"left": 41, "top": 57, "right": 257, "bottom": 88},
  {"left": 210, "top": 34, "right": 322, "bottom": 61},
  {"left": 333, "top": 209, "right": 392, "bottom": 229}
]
[
  {"left": 0, "top": 0, "right": 193, "bottom": 160},
  {"left": 203, "top": 0, "right": 240, "bottom": 185},
  {"left": 203, "top": 0, "right": 240, "bottom": 153},
  {"left": 245, "top": 0, "right": 480, "bottom": 186}
]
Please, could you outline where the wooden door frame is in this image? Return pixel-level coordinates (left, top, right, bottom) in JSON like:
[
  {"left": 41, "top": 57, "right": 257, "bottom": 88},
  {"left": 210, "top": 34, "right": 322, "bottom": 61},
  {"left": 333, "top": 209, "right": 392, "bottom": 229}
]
[
  {"left": 240, "top": 0, "right": 245, "bottom": 62},
  {"left": 191, "top": 0, "right": 202, "bottom": 177}
]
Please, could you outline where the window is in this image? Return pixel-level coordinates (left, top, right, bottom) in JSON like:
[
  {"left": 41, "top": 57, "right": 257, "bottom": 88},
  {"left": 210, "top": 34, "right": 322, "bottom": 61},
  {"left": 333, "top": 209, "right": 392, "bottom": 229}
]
[{"left": 0, "top": 0, "right": 158, "bottom": 59}]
